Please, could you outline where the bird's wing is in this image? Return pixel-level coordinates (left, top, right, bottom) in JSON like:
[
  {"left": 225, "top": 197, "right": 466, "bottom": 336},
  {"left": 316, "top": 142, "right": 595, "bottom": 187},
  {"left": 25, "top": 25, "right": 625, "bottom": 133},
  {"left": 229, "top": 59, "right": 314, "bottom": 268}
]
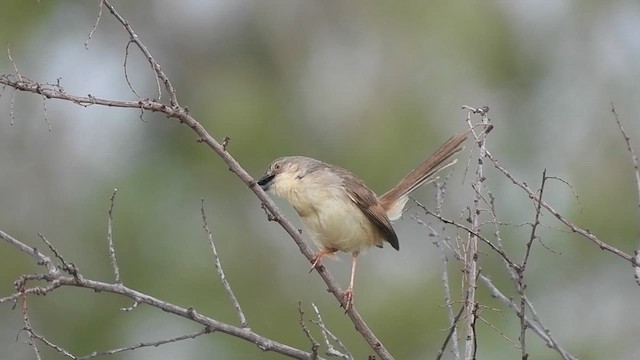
[{"left": 341, "top": 170, "right": 400, "bottom": 251}]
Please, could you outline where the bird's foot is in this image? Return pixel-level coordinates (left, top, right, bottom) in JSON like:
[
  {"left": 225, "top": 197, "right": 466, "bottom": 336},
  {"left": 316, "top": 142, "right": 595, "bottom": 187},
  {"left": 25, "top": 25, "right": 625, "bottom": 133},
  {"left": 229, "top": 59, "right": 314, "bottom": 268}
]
[
  {"left": 309, "top": 248, "right": 336, "bottom": 273},
  {"left": 341, "top": 287, "right": 354, "bottom": 311},
  {"left": 309, "top": 252, "right": 324, "bottom": 272}
]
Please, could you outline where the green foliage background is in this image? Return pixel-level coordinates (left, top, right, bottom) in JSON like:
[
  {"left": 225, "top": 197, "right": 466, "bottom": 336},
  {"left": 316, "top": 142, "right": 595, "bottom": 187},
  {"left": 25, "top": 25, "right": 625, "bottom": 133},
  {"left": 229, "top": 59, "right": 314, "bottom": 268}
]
[{"left": 1, "top": 1, "right": 639, "bottom": 359}]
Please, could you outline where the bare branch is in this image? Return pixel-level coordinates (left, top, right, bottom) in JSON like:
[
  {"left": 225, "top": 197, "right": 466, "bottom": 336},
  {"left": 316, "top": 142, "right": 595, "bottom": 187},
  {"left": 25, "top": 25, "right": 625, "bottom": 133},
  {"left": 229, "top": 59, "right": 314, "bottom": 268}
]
[
  {"left": 479, "top": 274, "right": 576, "bottom": 360},
  {"left": 23, "top": 328, "right": 76, "bottom": 359},
  {"left": 435, "top": 304, "right": 465, "bottom": 360},
  {"left": 85, "top": 0, "right": 104, "bottom": 49},
  {"left": 107, "top": 189, "right": 122, "bottom": 284},
  {"left": 7, "top": 45, "right": 22, "bottom": 81},
  {"left": 462, "top": 105, "right": 491, "bottom": 359},
  {"left": 78, "top": 329, "right": 210, "bottom": 359},
  {"left": 610, "top": 102, "right": 640, "bottom": 285},
  {"left": 484, "top": 148, "right": 636, "bottom": 265},
  {"left": 434, "top": 179, "right": 461, "bottom": 360},
  {"left": 297, "top": 302, "right": 320, "bottom": 359},
  {"left": 123, "top": 40, "right": 143, "bottom": 99},
  {"left": 0, "top": 229, "right": 58, "bottom": 275},
  {"left": 414, "top": 199, "right": 519, "bottom": 270},
  {"left": 102, "top": 0, "right": 176, "bottom": 105},
  {"left": 36, "top": 233, "right": 79, "bottom": 278},
  {"left": 41, "top": 94, "right": 52, "bottom": 131},
  {"left": 517, "top": 170, "right": 548, "bottom": 359},
  {"left": 311, "top": 304, "right": 353, "bottom": 359},
  {"left": 201, "top": 199, "right": 248, "bottom": 328}
]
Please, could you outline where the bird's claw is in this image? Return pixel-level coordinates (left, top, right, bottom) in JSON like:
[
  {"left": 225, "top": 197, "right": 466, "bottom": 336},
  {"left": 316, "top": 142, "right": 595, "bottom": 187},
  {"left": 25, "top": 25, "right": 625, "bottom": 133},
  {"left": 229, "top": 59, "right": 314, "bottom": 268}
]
[
  {"left": 341, "top": 288, "right": 354, "bottom": 311},
  {"left": 309, "top": 253, "right": 323, "bottom": 273}
]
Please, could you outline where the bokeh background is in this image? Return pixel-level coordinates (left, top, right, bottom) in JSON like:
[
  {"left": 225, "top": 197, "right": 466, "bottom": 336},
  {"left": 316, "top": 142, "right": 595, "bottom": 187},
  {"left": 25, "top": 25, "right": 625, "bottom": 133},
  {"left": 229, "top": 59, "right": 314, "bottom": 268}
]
[{"left": 1, "top": 1, "right": 640, "bottom": 359}]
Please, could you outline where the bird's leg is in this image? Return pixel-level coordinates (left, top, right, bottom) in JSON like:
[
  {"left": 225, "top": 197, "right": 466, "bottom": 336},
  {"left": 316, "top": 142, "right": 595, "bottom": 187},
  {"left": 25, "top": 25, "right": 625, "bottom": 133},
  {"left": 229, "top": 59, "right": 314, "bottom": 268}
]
[
  {"left": 310, "top": 247, "right": 337, "bottom": 272},
  {"left": 342, "top": 251, "right": 359, "bottom": 311}
]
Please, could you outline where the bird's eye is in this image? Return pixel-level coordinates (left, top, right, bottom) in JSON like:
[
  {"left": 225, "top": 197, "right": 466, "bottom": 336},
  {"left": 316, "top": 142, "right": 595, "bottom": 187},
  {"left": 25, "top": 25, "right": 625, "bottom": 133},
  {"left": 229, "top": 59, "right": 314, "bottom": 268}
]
[{"left": 273, "top": 163, "right": 281, "bottom": 171}]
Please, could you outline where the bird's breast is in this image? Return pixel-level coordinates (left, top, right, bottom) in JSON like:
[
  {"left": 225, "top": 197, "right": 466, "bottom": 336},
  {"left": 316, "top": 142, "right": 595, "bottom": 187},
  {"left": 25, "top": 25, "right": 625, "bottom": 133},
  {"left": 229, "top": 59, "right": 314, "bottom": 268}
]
[{"left": 294, "top": 185, "right": 382, "bottom": 253}]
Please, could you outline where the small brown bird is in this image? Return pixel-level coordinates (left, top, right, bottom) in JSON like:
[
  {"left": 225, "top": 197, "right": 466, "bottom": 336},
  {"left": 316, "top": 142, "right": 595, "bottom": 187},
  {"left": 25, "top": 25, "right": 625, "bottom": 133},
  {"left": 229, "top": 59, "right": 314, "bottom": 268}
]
[{"left": 258, "top": 133, "right": 467, "bottom": 310}]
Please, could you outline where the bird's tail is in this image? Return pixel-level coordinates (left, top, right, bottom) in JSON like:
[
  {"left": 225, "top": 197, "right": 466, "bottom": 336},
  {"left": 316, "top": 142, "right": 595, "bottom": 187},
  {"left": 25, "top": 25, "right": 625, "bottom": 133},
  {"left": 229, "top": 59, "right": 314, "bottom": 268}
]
[{"left": 379, "top": 132, "right": 468, "bottom": 221}]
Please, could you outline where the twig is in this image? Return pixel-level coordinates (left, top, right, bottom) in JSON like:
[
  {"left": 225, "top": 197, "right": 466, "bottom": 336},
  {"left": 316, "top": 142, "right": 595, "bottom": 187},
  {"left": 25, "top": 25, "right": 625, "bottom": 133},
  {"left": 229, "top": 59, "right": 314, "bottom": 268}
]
[
  {"left": 201, "top": 199, "right": 248, "bottom": 328},
  {"left": 414, "top": 199, "right": 519, "bottom": 270},
  {"left": 435, "top": 304, "right": 465, "bottom": 360},
  {"left": 102, "top": 0, "right": 174, "bottom": 105},
  {"left": 517, "top": 170, "right": 547, "bottom": 359},
  {"left": 7, "top": 45, "right": 22, "bottom": 81},
  {"left": 23, "top": 329, "right": 76, "bottom": 359},
  {"left": 435, "top": 180, "right": 461, "bottom": 360},
  {"left": 41, "top": 94, "right": 52, "bottom": 131},
  {"left": 310, "top": 304, "right": 353, "bottom": 359},
  {"left": 107, "top": 189, "right": 122, "bottom": 284},
  {"left": 484, "top": 148, "right": 636, "bottom": 264},
  {"left": 9, "top": 88, "right": 16, "bottom": 125},
  {"left": 19, "top": 293, "right": 42, "bottom": 360},
  {"left": 0, "top": 229, "right": 58, "bottom": 275},
  {"left": 85, "top": 0, "right": 104, "bottom": 50},
  {"left": 610, "top": 102, "right": 640, "bottom": 285},
  {"left": 298, "top": 302, "right": 320, "bottom": 359},
  {"left": 123, "top": 40, "right": 143, "bottom": 99},
  {"left": 479, "top": 274, "right": 576, "bottom": 360},
  {"left": 37, "top": 233, "right": 79, "bottom": 278},
  {"left": 462, "top": 105, "right": 490, "bottom": 359},
  {"left": 78, "top": 329, "right": 210, "bottom": 359}
]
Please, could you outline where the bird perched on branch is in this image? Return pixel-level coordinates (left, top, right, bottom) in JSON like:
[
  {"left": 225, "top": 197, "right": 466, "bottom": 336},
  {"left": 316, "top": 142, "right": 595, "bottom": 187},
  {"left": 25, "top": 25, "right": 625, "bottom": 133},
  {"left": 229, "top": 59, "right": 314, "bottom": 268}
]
[{"left": 258, "top": 132, "right": 468, "bottom": 310}]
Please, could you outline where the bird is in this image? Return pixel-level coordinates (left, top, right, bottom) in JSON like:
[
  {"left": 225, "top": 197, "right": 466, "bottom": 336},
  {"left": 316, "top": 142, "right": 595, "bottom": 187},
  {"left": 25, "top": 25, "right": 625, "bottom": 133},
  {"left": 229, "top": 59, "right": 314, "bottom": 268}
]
[{"left": 257, "top": 132, "right": 467, "bottom": 310}]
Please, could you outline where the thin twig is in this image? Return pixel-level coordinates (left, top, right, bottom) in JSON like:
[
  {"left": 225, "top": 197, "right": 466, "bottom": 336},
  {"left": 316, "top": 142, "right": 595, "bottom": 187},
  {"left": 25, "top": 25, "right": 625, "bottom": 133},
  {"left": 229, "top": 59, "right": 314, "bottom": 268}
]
[
  {"left": 610, "top": 102, "right": 640, "bottom": 285},
  {"left": 310, "top": 303, "right": 353, "bottom": 359},
  {"left": 0, "top": 229, "right": 58, "bottom": 275},
  {"left": 24, "top": 329, "right": 76, "bottom": 359},
  {"left": 479, "top": 274, "right": 576, "bottom": 360},
  {"left": 435, "top": 304, "right": 465, "bottom": 360},
  {"left": 517, "top": 170, "right": 547, "bottom": 360},
  {"left": 41, "top": 94, "right": 52, "bottom": 131},
  {"left": 298, "top": 302, "right": 320, "bottom": 359},
  {"left": 102, "top": 0, "right": 174, "bottom": 105},
  {"left": 78, "top": 329, "right": 210, "bottom": 359},
  {"left": 484, "top": 149, "right": 636, "bottom": 264},
  {"left": 19, "top": 294, "right": 42, "bottom": 360},
  {"left": 9, "top": 88, "right": 16, "bottom": 125},
  {"left": 36, "top": 233, "right": 80, "bottom": 278},
  {"left": 414, "top": 199, "right": 519, "bottom": 270},
  {"left": 123, "top": 40, "right": 142, "bottom": 99},
  {"left": 7, "top": 45, "right": 22, "bottom": 81},
  {"left": 435, "top": 180, "right": 461, "bottom": 360},
  {"left": 201, "top": 199, "right": 248, "bottom": 328},
  {"left": 107, "top": 189, "right": 122, "bottom": 284},
  {"left": 85, "top": 0, "right": 104, "bottom": 50}
]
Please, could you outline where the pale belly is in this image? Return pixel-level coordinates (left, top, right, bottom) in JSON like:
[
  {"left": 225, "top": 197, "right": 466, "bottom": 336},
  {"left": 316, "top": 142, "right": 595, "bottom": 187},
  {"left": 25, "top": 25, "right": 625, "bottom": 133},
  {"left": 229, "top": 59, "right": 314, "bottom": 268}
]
[{"left": 299, "top": 196, "right": 382, "bottom": 254}]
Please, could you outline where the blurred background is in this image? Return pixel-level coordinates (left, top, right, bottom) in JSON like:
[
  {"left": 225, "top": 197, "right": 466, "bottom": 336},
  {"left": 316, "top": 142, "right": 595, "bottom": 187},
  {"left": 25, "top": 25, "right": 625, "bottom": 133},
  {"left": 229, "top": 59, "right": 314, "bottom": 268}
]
[{"left": 1, "top": 0, "right": 639, "bottom": 359}]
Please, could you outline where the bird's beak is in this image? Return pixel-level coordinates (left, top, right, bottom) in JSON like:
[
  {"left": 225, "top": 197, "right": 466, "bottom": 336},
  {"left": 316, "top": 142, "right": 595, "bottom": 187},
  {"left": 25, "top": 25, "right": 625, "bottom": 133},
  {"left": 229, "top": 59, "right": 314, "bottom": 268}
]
[{"left": 257, "top": 173, "right": 275, "bottom": 191}]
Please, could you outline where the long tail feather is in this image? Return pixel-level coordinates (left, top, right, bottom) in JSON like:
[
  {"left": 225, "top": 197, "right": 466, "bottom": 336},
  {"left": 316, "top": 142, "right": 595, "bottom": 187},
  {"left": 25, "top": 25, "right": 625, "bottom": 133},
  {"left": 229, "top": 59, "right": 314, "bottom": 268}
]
[{"left": 379, "top": 132, "right": 468, "bottom": 220}]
